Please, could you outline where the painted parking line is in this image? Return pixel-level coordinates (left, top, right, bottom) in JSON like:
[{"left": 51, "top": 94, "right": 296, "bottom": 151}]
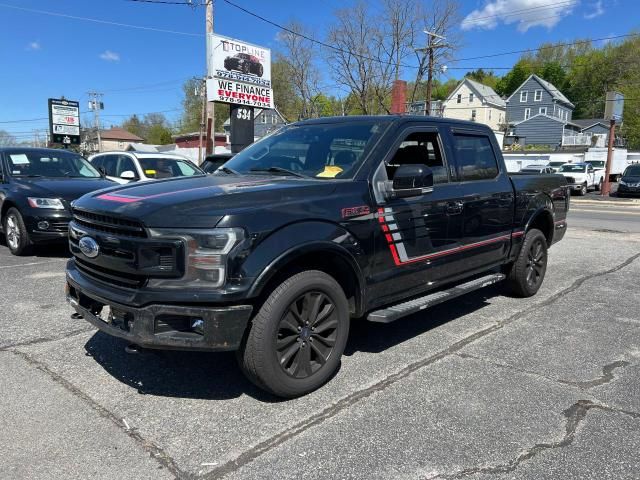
[
  {"left": 0, "top": 259, "right": 67, "bottom": 270},
  {"left": 569, "top": 208, "right": 640, "bottom": 216}
]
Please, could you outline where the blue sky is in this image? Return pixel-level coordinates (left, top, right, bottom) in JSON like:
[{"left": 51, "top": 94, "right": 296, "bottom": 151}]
[{"left": 0, "top": 0, "right": 637, "bottom": 140}]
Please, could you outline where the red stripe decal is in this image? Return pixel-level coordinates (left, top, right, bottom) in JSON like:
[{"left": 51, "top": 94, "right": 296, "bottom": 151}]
[{"left": 97, "top": 194, "right": 140, "bottom": 203}]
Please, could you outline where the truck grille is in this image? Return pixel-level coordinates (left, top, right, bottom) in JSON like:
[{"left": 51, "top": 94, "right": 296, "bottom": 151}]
[
  {"left": 72, "top": 208, "right": 147, "bottom": 238},
  {"left": 564, "top": 176, "right": 575, "bottom": 184},
  {"left": 74, "top": 257, "right": 147, "bottom": 289}
]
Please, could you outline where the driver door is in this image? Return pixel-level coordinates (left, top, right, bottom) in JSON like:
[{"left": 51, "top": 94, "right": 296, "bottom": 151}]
[{"left": 368, "top": 126, "right": 463, "bottom": 305}]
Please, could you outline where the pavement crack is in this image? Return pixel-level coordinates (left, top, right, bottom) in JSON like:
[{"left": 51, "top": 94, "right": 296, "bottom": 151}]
[
  {"left": 456, "top": 354, "right": 630, "bottom": 391},
  {"left": 9, "top": 349, "right": 190, "bottom": 480},
  {"left": 433, "top": 400, "right": 640, "bottom": 479},
  {"left": 0, "top": 327, "right": 95, "bottom": 352},
  {"left": 200, "top": 251, "right": 640, "bottom": 480}
]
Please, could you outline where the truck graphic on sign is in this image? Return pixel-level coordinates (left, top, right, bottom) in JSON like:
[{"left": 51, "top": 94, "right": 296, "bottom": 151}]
[{"left": 223, "top": 53, "right": 264, "bottom": 77}]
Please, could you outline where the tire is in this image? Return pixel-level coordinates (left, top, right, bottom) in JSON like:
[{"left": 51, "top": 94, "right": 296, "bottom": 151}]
[
  {"left": 579, "top": 183, "right": 587, "bottom": 196},
  {"left": 256, "top": 63, "right": 264, "bottom": 77},
  {"left": 596, "top": 178, "right": 602, "bottom": 191},
  {"left": 505, "top": 228, "right": 548, "bottom": 298},
  {"left": 3, "top": 207, "right": 32, "bottom": 256},
  {"left": 237, "top": 270, "right": 350, "bottom": 398}
]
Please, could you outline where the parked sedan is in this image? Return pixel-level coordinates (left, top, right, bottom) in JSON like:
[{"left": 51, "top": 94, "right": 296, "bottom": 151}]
[
  {"left": 617, "top": 164, "right": 640, "bottom": 197},
  {"left": 0, "top": 147, "right": 114, "bottom": 255},
  {"left": 89, "top": 152, "right": 204, "bottom": 184}
]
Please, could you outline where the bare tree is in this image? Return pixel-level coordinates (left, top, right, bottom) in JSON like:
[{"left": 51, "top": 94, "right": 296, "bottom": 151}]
[
  {"left": 278, "top": 21, "right": 321, "bottom": 119},
  {"left": 326, "top": 2, "right": 379, "bottom": 114},
  {"left": 0, "top": 130, "right": 17, "bottom": 147},
  {"left": 410, "top": 0, "right": 462, "bottom": 105}
]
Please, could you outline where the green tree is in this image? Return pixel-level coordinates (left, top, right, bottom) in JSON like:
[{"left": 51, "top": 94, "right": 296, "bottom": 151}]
[
  {"left": 464, "top": 69, "right": 500, "bottom": 91},
  {"left": 180, "top": 77, "right": 202, "bottom": 134},
  {"left": 495, "top": 59, "right": 536, "bottom": 97},
  {"left": 121, "top": 114, "right": 145, "bottom": 138},
  {"left": 145, "top": 123, "right": 173, "bottom": 144}
]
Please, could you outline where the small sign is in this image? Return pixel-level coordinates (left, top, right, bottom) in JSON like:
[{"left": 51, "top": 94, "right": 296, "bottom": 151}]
[
  {"left": 229, "top": 104, "right": 255, "bottom": 153},
  {"left": 604, "top": 92, "right": 624, "bottom": 122},
  {"left": 49, "top": 98, "right": 80, "bottom": 145}
]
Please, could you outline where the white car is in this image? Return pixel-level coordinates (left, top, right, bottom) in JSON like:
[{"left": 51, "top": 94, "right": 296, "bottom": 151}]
[
  {"left": 519, "top": 164, "right": 556, "bottom": 174},
  {"left": 88, "top": 152, "right": 204, "bottom": 184},
  {"left": 558, "top": 162, "right": 604, "bottom": 196}
]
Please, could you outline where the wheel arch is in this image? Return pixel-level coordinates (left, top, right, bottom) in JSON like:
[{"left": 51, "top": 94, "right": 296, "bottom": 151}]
[
  {"left": 248, "top": 241, "right": 366, "bottom": 318},
  {"left": 525, "top": 207, "right": 554, "bottom": 246}
]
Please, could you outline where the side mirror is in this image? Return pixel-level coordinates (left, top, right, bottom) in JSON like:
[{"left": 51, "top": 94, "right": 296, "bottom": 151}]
[
  {"left": 120, "top": 170, "right": 137, "bottom": 181},
  {"left": 389, "top": 164, "right": 434, "bottom": 198}
]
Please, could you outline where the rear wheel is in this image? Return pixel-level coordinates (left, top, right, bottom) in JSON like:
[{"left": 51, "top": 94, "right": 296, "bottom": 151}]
[
  {"left": 237, "top": 270, "right": 349, "bottom": 398},
  {"left": 506, "top": 228, "right": 548, "bottom": 297},
  {"left": 3, "top": 207, "right": 32, "bottom": 256}
]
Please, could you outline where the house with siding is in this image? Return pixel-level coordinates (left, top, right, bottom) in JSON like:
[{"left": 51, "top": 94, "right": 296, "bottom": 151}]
[
  {"left": 442, "top": 78, "right": 505, "bottom": 130},
  {"left": 506, "top": 74, "right": 580, "bottom": 148}
]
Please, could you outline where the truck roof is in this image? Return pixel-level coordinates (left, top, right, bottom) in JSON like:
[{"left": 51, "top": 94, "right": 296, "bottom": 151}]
[{"left": 293, "top": 115, "right": 494, "bottom": 131}]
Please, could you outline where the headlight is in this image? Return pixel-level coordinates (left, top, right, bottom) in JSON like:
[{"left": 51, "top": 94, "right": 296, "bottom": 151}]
[
  {"left": 148, "top": 228, "right": 245, "bottom": 289},
  {"left": 27, "top": 197, "right": 65, "bottom": 210}
]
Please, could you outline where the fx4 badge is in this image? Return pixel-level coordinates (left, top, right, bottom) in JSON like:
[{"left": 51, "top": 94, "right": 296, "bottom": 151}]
[{"left": 341, "top": 206, "right": 370, "bottom": 219}]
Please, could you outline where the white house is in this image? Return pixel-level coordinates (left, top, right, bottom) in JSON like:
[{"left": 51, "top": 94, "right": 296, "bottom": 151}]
[{"left": 442, "top": 78, "right": 506, "bottom": 131}]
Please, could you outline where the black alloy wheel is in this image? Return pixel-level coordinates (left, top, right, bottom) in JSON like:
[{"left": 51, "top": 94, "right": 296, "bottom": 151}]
[
  {"left": 525, "top": 237, "right": 546, "bottom": 290},
  {"left": 505, "top": 228, "right": 548, "bottom": 297},
  {"left": 275, "top": 291, "right": 338, "bottom": 379}
]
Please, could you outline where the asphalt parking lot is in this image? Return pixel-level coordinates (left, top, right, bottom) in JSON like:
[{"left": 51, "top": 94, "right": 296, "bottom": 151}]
[{"left": 1, "top": 205, "right": 639, "bottom": 479}]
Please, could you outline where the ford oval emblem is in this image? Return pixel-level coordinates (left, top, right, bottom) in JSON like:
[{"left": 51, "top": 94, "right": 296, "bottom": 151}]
[{"left": 79, "top": 236, "right": 100, "bottom": 259}]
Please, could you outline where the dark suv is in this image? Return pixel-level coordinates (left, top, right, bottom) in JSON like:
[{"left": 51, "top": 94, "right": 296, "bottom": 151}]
[
  {"left": 224, "top": 53, "right": 264, "bottom": 77},
  {"left": 0, "top": 148, "right": 114, "bottom": 255}
]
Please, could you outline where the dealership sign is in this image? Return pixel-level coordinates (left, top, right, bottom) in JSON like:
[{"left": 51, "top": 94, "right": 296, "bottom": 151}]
[
  {"left": 206, "top": 33, "right": 273, "bottom": 108},
  {"left": 48, "top": 98, "right": 80, "bottom": 145}
]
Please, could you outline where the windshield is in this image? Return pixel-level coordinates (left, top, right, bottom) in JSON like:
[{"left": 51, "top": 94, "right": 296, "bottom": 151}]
[
  {"left": 138, "top": 157, "right": 203, "bottom": 179},
  {"left": 549, "top": 162, "right": 565, "bottom": 167},
  {"left": 521, "top": 168, "right": 541, "bottom": 173},
  {"left": 221, "top": 120, "right": 388, "bottom": 179},
  {"left": 559, "top": 164, "right": 586, "bottom": 172},
  {"left": 623, "top": 165, "right": 640, "bottom": 176},
  {"left": 587, "top": 161, "right": 605, "bottom": 168},
  {"left": 5, "top": 150, "right": 101, "bottom": 178}
]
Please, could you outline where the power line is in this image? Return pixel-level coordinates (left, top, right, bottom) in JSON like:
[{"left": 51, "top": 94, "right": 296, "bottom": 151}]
[{"left": 0, "top": 3, "right": 203, "bottom": 36}]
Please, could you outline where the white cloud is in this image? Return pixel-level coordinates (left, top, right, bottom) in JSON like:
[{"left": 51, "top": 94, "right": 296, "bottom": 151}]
[
  {"left": 99, "top": 50, "right": 120, "bottom": 62},
  {"left": 461, "top": 0, "right": 579, "bottom": 33},
  {"left": 584, "top": 0, "right": 604, "bottom": 19},
  {"left": 26, "top": 41, "right": 40, "bottom": 51}
]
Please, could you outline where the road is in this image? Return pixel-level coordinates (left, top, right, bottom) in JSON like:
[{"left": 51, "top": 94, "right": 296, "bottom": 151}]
[
  {"left": 1, "top": 206, "right": 639, "bottom": 480},
  {"left": 569, "top": 201, "right": 640, "bottom": 233}
]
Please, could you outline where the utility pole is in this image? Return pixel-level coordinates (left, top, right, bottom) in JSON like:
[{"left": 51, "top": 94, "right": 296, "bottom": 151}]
[
  {"left": 414, "top": 30, "right": 446, "bottom": 115},
  {"left": 87, "top": 91, "right": 104, "bottom": 153},
  {"left": 602, "top": 119, "right": 616, "bottom": 196},
  {"left": 198, "top": 77, "right": 207, "bottom": 164},
  {"left": 205, "top": 0, "right": 215, "bottom": 156}
]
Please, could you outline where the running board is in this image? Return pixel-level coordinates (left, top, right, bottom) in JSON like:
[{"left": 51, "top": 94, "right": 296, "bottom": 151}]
[{"left": 367, "top": 273, "right": 505, "bottom": 323}]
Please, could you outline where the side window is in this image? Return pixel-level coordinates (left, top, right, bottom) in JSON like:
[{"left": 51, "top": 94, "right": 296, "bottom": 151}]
[
  {"left": 386, "top": 131, "right": 448, "bottom": 185},
  {"left": 102, "top": 155, "right": 118, "bottom": 177},
  {"left": 91, "top": 156, "right": 104, "bottom": 171},
  {"left": 116, "top": 155, "right": 137, "bottom": 177},
  {"left": 452, "top": 134, "right": 499, "bottom": 182}
]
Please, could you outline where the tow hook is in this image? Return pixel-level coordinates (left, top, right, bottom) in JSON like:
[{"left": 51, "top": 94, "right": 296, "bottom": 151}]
[{"left": 70, "top": 312, "right": 83, "bottom": 319}]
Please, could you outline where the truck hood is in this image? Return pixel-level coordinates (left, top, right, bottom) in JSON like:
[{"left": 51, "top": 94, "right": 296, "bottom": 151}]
[
  {"left": 73, "top": 174, "right": 339, "bottom": 228},
  {"left": 13, "top": 177, "right": 115, "bottom": 204}
]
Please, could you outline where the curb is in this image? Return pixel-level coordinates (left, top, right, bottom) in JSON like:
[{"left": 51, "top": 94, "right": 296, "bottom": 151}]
[{"left": 571, "top": 199, "right": 640, "bottom": 207}]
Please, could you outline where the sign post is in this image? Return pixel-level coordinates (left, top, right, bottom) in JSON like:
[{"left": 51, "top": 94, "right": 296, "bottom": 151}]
[
  {"left": 207, "top": 34, "right": 273, "bottom": 152},
  {"left": 48, "top": 98, "right": 80, "bottom": 146},
  {"left": 602, "top": 92, "right": 624, "bottom": 196}
]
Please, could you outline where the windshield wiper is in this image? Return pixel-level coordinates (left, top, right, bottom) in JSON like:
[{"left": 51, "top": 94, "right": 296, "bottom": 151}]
[
  {"left": 249, "top": 167, "right": 308, "bottom": 178},
  {"left": 216, "top": 166, "right": 240, "bottom": 175}
]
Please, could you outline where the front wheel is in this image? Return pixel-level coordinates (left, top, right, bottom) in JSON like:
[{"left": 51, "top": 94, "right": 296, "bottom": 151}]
[
  {"left": 596, "top": 178, "right": 603, "bottom": 191},
  {"left": 505, "top": 228, "right": 548, "bottom": 297},
  {"left": 237, "top": 270, "right": 350, "bottom": 398},
  {"left": 3, "top": 207, "right": 32, "bottom": 256},
  {"left": 579, "top": 183, "right": 587, "bottom": 196}
]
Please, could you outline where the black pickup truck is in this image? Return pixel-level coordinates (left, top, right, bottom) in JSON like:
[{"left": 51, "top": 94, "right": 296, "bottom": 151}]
[{"left": 66, "top": 116, "right": 568, "bottom": 397}]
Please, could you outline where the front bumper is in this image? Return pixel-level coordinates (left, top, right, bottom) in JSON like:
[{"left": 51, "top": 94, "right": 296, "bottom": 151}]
[
  {"left": 66, "top": 277, "right": 253, "bottom": 351},
  {"left": 24, "top": 210, "right": 71, "bottom": 242},
  {"left": 617, "top": 184, "right": 640, "bottom": 196}
]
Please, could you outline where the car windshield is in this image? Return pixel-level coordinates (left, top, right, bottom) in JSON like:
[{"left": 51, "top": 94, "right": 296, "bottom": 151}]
[
  {"left": 559, "top": 165, "right": 586, "bottom": 172},
  {"left": 520, "top": 168, "right": 541, "bottom": 173},
  {"left": 138, "top": 158, "right": 203, "bottom": 179},
  {"left": 623, "top": 165, "right": 640, "bottom": 176},
  {"left": 221, "top": 120, "right": 388, "bottom": 179},
  {"left": 587, "top": 161, "right": 605, "bottom": 168},
  {"left": 4, "top": 150, "right": 101, "bottom": 178}
]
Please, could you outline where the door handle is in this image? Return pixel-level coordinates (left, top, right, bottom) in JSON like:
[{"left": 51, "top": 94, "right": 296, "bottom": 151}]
[{"left": 446, "top": 200, "right": 463, "bottom": 214}]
